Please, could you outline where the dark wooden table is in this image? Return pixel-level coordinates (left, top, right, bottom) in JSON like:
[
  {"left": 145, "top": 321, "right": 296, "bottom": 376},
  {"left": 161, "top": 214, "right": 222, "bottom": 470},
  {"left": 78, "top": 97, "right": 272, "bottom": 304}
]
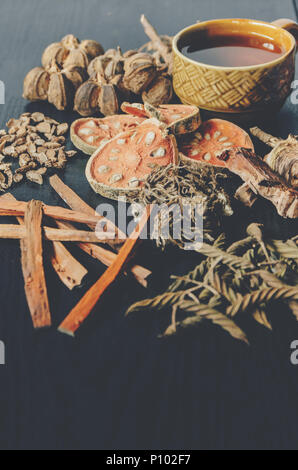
[{"left": 0, "top": 0, "right": 298, "bottom": 450}]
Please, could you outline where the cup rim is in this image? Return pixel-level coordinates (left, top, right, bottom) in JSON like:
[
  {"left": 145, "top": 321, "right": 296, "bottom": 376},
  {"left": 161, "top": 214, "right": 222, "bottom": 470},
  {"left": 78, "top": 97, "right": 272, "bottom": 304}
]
[{"left": 172, "top": 18, "right": 296, "bottom": 71}]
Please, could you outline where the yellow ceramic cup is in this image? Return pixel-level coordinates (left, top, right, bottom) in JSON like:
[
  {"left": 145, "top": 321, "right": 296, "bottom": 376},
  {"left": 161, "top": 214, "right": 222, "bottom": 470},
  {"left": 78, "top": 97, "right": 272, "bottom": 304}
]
[{"left": 173, "top": 18, "right": 298, "bottom": 121}]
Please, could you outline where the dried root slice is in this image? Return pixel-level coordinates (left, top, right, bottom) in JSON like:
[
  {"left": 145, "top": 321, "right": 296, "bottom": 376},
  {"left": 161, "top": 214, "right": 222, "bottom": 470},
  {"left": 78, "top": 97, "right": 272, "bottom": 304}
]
[
  {"left": 71, "top": 114, "right": 145, "bottom": 155},
  {"left": 121, "top": 102, "right": 201, "bottom": 135},
  {"left": 179, "top": 119, "right": 254, "bottom": 172},
  {"left": 86, "top": 119, "right": 178, "bottom": 201}
]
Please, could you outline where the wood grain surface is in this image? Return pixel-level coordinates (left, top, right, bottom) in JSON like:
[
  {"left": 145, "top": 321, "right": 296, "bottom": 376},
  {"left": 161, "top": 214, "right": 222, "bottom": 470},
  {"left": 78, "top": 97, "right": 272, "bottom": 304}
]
[{"left": 0, "top": 0, "right": 297, "bottom": 450}]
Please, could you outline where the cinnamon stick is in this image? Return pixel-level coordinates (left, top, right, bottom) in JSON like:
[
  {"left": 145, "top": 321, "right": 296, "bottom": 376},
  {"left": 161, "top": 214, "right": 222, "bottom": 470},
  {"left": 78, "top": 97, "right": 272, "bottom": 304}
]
[
  {"left": 50, "top": 176, "right": 151, "bottom": 286},
  {"left": 0, "top": 224, "right": 121, "bottom": 243},
  {"left": 0, "top": 194, "right": 88, "bottom": 290},
  {"left": 49, "top": 175, "right": 126, "bottom": 239},
  {"left": 56, "top": 220, "right": 150, "bottom": 288},
  {"left": 58, "top": 205, "right": 153, "bottom": 336},
  {"left": 20, "top": 200, "right": 51, "bottom": 328},
  {"left": 0, "top": 199, "right": 118, "bottom": 232}
]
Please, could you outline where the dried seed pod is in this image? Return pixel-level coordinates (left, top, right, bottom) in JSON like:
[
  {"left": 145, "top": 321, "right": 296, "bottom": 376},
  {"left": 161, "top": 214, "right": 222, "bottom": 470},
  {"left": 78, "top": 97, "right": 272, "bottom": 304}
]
[
  {"left": 123, "top": 52, "right": 157, "bottom": 94},
  {"left": 74, "top": 80, "right": 101, "bottom": 116},
  {"left": 42, "top": 42, "right": 68, "bottom": 68},
  {"left": 99, "top": 83, "right": 119, "bottom": 116},
  {"left": 80, "top": 39, "right": 104, "bottom": 61},
  {"left": 63, "top": 65, "right": 87, "bottom": 90},
  {"left": 23, "top": 67, "right": 50, "bottom": 101},
  {"left": 142, "top": 75, "right": 173, "bottom": 106},
  {"left": 63, "top": 48, "right": 89, "bottom": 69},
  {"left": 47, "top": 70, "right": 74, "bottom": 110},
  {"left": 60, "top": 34, "right": 80, "bottom": 49},
  {"left": 87, "top": 55, "right": 111, "bottom": 77}
]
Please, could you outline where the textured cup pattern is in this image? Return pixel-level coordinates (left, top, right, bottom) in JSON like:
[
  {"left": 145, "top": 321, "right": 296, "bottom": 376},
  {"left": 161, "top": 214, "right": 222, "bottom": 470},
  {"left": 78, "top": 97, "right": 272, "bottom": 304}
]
[{"left": 173, "top": 52, "right": 295, "bottom": 112}]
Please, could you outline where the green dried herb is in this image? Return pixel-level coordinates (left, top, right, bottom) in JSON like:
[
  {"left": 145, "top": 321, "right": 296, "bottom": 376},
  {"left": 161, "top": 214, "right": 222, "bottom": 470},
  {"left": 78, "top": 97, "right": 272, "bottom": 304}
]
[{"left": 127, "top": 224, "right": 298, "bottom": 344}]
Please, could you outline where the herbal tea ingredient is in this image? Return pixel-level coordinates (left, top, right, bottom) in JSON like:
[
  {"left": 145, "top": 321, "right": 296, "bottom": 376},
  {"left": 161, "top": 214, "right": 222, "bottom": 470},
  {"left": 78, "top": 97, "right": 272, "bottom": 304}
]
[
  {"left": 250, "top": 127, "right": 298, "bottom": 188},
  {"left": 0, "top": 112, "right": 76, "bottom": 190},
  {"left": 133, "top": 162, "right": 233, "bottom": 249},
  {"left": 127, "top": 224, "right": 298, "bottom": 343},
  {"left": 219, "top": 147, "right": 298, "bottom": 218},
  {"left": 1, "top": 193, "right": 88, "bottom": 290},
  {"left": 23, "top": 34, "right": 104, "bottom": 111}
]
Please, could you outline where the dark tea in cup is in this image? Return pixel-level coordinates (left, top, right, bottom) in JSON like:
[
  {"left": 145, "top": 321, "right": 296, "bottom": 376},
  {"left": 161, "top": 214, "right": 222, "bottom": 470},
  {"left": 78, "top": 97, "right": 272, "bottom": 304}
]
[{"left": 178, "top": 30, "right": 285, "bottom": 67}]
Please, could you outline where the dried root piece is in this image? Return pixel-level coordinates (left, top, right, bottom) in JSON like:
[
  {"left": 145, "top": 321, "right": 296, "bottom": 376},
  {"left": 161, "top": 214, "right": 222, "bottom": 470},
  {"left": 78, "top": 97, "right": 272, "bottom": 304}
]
[
  {"left": 71, "top": 114, "right": 145, "bottom": 155},
  {"left": 219, "top": 147, "right": 298, "bottom": 218},
  {"left": 20, "top": 200, "right": 51, "bottom": 328},
  {"left": 86, "top": 119, "right": 178, "bottom": 200},
  {"left": 250, "top": 127, "right": 298, "bottom": 188},
  {"left": 179, "top": 119, "right": 254, "bottom": 172}
]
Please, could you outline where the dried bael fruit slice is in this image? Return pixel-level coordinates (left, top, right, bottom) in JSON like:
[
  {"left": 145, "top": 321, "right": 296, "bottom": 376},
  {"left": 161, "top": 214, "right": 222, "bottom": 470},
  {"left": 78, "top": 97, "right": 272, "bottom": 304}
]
[
  {"left": 179, "top": 119, "right": 254, "bottom": 170},
  {"left": 71, "top": 114, "right": 145, "bottom": 155},
  {"left": 86, "top": 119, "right": 178, "bottom": 200},
  {"left": 121, "top": 102, "right": 201, "bottom": 135}
]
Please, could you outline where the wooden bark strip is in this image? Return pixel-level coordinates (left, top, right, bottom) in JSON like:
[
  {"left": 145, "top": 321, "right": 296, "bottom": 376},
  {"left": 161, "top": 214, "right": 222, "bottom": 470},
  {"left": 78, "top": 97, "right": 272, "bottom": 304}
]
[
  {"left": 58, "top": 205, "right": 153, "bottom": 336},
  {"left": 20, "top": 200, "right": 51, "bottom": 328},
  {"left": 0, "top": 194, "right": 88, "bottom": 290},
  {"left": 0, "top": 199, "right": 118, "bottom": 231},
  {"left": 49, "top": 175, "right": 126, "bottom": 239},
  {"left": 50, "top": 242, "right": 88, "bottom": 290},
  {"left": 56, "top": 219, "right": 151, "bottom": 288},
  {"left": 219, "top": 147, "right": 298, "bottom": 218},
  {"left": 0, "top": 224, "right": 121, "bottom": 243},
  {"left": 51, "top": 176, "right": 151, "bottom": 286}
]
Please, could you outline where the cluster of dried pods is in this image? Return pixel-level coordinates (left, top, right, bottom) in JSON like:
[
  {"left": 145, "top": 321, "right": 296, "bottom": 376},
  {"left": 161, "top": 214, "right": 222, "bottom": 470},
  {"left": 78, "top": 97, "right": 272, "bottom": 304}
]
[
  {"left": 0, "top": 112, "right": 76, "bottom": 189},
  {"left": 23, "top": 34, "right": 104, "bottom": 111},
  {"left": 23, "top": 17, "right": 173, "bottom": 115},
  {"left": 74, "top": 46, "right": 172, "bottom": 117}
]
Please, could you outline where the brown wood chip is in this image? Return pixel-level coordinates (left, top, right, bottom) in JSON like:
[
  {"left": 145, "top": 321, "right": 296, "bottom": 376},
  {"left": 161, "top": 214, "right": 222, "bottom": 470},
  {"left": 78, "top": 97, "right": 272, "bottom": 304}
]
[{"left": 20, "top": 200, "right": 51, "bottom": 328}]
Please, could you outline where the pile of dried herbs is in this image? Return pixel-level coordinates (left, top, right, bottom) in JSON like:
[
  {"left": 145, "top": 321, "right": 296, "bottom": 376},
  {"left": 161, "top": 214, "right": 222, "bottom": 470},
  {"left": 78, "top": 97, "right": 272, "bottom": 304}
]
[
  {"left": 134, "top": 162, "right": 233, "bottom": 249},
  {"left": 127, "top": 224, "right": 298, "bottom": 343}
]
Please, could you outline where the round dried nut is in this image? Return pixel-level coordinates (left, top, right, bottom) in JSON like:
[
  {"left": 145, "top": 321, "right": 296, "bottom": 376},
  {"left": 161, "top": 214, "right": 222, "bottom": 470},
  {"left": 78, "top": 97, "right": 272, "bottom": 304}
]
[
  {"left": 42, "top": 42, "right": 68, "bottom": 68},
  {"left": 74, "top": 80, "right": 101, "bottom": 116},
  {"left": 63, "top": 49, "right": 89, "bottom": 69},
  {"left": 63, "top": 65, "right": 87, "bottom": 90},
  {"left": 23, "top": 67, "right": 50, "bottom": 101},
  {"left": 61, "top": 34, "right": 80, "bottom": 49},
  {"left": 80, "top": 40, "right": 104, "bottom": 60},
  {"left": 87, "top": 55, "right": 111, "bottom": 77},
  {"left": 142, "top": 75, "right": 173, "bottom": 106}
]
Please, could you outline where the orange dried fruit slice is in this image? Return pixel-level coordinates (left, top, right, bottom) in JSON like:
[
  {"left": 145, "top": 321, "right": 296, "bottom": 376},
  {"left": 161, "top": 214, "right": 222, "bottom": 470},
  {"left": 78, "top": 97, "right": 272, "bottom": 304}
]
[
  {"left": 86, "top": 119, "right": 178, "bottom": 200},
  {"left": 71, "top": 114, "right": 145, "bottom": 155},
  {"left": 121, "top": 102, "right": 201, "bottom": 135},
  {"left": 179, "top": 119, "right": 254, "bottom": 170}
]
